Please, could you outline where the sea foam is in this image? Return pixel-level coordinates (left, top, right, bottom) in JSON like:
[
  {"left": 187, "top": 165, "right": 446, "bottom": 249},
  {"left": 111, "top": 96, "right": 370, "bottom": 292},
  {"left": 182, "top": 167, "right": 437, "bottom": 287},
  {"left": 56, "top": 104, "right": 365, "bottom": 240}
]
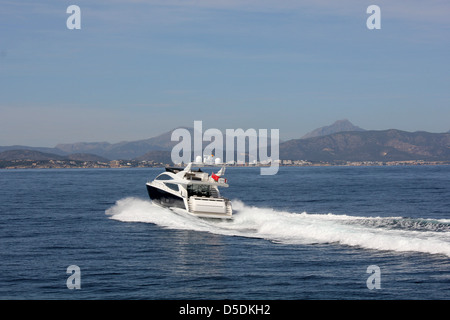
[{"left": 106, "top": 197, "right": 450, "bottom": 257}]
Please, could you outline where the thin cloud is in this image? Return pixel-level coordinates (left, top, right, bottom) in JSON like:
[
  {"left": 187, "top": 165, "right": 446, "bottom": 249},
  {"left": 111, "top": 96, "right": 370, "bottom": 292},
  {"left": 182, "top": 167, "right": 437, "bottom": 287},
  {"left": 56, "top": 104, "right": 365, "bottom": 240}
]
[
  {"left": 3, "top": 0, "right": 450, "bottom": 26},
  {"left": 97, "top": 0, "right": 450, "bottom": 24}
]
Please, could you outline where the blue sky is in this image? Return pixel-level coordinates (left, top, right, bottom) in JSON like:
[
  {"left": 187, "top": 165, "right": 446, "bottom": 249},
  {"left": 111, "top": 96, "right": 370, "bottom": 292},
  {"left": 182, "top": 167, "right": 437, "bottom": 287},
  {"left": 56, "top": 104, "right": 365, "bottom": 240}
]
[{"left": 1, "top": 0, "right": 449, "bottom": 146}]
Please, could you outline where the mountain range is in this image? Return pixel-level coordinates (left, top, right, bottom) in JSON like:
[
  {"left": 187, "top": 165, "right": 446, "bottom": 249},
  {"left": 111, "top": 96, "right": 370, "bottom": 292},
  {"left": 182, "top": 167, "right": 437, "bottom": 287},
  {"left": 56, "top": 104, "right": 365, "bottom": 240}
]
[
  {"left": 280, "top": 129, "right": 450, "bottom": 162},
  {"left": 1, "top": 120, "right": 449, "bottom": 163}
]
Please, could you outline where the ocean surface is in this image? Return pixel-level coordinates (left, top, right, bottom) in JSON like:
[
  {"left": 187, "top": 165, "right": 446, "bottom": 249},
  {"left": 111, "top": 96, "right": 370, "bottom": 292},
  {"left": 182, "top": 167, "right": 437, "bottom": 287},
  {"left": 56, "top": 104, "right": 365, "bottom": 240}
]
[{"left": 0, "top": 165, "right": 449, "bottom": 300}]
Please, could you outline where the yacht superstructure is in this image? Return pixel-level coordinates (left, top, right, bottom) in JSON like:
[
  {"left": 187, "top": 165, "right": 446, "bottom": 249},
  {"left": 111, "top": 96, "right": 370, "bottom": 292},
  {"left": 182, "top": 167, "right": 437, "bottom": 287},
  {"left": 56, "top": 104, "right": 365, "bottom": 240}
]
[{"left": 146, "top": 163, "right": 232, "bottom": 219}]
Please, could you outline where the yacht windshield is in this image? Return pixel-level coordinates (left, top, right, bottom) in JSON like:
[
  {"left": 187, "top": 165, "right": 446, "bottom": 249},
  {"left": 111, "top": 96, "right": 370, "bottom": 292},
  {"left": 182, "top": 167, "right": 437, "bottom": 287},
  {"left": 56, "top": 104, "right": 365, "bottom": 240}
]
[
  {"left": 187, "top": 184, "right": 211, "bottom": 197},
  {"left": 155, "top": 174, "right": 173, "bottom": 180}
]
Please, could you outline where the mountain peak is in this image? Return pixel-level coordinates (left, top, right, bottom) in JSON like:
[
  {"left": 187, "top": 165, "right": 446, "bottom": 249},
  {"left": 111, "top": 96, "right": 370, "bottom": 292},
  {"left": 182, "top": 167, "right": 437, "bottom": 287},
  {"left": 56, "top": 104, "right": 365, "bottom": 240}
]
[{"left": 301, "top": 119, "right": 365, "bottom": 139}]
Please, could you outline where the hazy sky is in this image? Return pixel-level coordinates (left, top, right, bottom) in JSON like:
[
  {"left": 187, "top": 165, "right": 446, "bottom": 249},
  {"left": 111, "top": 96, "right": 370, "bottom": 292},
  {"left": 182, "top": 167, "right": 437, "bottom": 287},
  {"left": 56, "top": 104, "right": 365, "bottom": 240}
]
[{"left": 1, "top": 0, "right": 449, "bottom": 146}]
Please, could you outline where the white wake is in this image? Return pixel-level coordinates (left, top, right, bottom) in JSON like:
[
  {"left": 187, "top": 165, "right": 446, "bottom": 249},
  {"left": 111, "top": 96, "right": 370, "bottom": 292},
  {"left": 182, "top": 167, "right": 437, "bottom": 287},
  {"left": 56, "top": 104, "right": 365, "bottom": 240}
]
[{"left": 105, "top": 197, "right": 450, "bottom": 257}]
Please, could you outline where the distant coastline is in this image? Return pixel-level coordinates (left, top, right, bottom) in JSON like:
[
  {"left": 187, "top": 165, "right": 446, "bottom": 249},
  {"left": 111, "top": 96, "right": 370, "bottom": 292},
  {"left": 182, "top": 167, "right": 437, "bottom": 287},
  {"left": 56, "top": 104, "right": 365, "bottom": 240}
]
[{"left": 1, "top": 159, "right": 448, "bottom": 170}]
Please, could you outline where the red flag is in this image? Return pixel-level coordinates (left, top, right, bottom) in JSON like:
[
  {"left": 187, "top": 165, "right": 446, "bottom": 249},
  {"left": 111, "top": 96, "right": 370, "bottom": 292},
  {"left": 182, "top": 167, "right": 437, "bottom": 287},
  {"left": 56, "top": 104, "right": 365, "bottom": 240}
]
[{"left": 211, "top": 173, "right": 219, "bottom": 181}]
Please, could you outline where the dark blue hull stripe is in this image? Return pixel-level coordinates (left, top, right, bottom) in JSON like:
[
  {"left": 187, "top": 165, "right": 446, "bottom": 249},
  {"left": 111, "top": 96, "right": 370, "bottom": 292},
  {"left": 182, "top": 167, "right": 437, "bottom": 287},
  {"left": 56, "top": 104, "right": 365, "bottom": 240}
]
[{"left": 146, "top": 184, "right": 186, "bottom": 210}]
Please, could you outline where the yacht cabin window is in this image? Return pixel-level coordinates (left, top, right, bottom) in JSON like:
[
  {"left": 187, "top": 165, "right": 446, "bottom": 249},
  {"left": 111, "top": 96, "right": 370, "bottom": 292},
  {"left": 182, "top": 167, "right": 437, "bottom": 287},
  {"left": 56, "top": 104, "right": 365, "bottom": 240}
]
[
  {"left": 155, "top": 174, "right": 173, "bottom": 181},
  {"left": 165, "top": 183, "right": 179, "bottom": 192}
]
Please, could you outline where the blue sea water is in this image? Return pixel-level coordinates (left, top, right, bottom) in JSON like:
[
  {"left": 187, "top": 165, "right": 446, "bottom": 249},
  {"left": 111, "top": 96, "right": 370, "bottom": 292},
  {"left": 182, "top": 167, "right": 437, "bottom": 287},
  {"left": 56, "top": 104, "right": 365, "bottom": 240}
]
[{"left": 0, "top": 166, "right": 449, "bottom": 300}]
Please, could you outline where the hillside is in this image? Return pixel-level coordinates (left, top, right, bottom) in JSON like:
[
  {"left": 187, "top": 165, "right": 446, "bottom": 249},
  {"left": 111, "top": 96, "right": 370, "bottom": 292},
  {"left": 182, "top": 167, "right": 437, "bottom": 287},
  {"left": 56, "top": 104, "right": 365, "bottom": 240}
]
[
  {"left": 0, "top": 145, "right": 67, "bottom": 156},
  {"left": 280, "top": 129, "right": 450, "bottom": 161},
  {"left": 66, "top": 153, "right": 110, "bottom": 162},
  {"left": 0, "top": 150, "right": 108, "bottom": 162},
  {"left": 0, "top": 149, "right": 67, "bottom": 161},
  {"left": 134, "top": 150, "right": 173, "bottom": 164}
]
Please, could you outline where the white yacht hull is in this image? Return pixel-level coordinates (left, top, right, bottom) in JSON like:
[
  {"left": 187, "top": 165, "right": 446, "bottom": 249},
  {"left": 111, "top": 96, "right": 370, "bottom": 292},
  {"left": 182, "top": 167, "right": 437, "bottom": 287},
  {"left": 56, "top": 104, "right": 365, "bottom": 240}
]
[{"left": 147, "top": 183, "right": 233, "bottom": 220}]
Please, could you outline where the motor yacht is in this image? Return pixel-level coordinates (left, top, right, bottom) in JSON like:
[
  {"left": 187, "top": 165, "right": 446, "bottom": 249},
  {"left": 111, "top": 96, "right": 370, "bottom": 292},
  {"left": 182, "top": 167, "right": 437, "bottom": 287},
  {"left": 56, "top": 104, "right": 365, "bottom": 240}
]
[{"left": 146, "top": 163, "right": 232, "bottom": 219}]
